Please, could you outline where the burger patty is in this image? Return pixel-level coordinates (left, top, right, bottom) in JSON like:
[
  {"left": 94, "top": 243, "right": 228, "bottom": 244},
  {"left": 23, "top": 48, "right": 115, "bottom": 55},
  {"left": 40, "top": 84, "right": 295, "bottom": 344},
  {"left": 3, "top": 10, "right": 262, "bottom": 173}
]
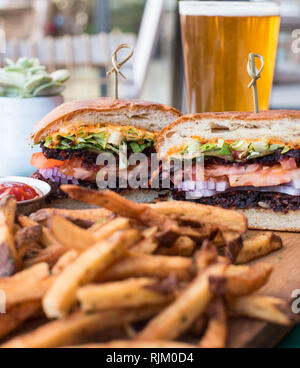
[
  {"left": 204, "top": 149, "right": 300, "bottom": 167},
  {"left": 41, "top": 145, "right": 155, "bottom": 170},
  {"left": 172, "top": 189, "right": 300, "bottom": 213}
]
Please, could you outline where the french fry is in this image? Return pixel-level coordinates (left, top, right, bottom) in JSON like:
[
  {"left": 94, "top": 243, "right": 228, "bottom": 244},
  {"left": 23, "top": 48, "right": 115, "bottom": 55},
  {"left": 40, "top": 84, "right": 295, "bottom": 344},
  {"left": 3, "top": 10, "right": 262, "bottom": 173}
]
[
  {"left": 15, "top": 225, "right": 42, "bottom": 260},
  {"left": 61, "top": 186, "right": 181, "bottom": 245},
  {"left": 131, "top": 238, "right": 159, "bottom": 254},
  {"left": 227, "top": 295, "right": 295, "bottom": 326},
  {"left": 18, "top": 216, "right": 59, "bottom": 248},
  {"left": 52, "top": 250, "right": 79, "bottom": 276},
  {"left": 236, "top": 233, "right": 283, "bottom": 265},
  {"left": 2, "top": 306, "right": 164, "bottom": 348},
  {"left": 0, "top": 301, "right": 42, "bottom": 340},
  {"left": 97, "top": 252, "right": 194, "bottom": 282},
  {"left": 30, "top": 208, "right": 112, "bottom": 226},
  {"left": 150, "top": 201, "right": 248, "bottom": 234},
  {"left": 158, "top": 237, "right": 196, "bottom": 257},
  {"left": 209, "top": 263, "right": 273, "bottom": 296},
  {"left": 50, "top": 215, "right": 95, "bottom": 252},
  {"left": 43, "top": 230, "right": 140, "bottom": 319},
  {"left": 194, "top": 241, "right": 219, "bottom": 271},
  {"left": 0, "top": 197, "right": 17, "bottom": 274},
  {"left": 0, "top": 262, "right": 49, "bottom": 286},
  {"left": 78, "top": 278, "right": 175, "bottom": 312},
  {"left": 24, "top": 244, "right": 67, "bottom": 268},
  {"left": 0, "top": 278, "right": 54, "bottom": 309},
  {"left": 68, "top": 341, "right": 197, "bottom": 348},
  {"left": 92, "top": 217, "right": 130, "bottom": 241},
  {"left": 136, "top": 262, "right": 227, "bottom": 341},
  {"left": 199, "top": 297, "right": 227, "bottom": 349},
  {"left": 222, "top": 231, "right": 243, "bottom": 262}
]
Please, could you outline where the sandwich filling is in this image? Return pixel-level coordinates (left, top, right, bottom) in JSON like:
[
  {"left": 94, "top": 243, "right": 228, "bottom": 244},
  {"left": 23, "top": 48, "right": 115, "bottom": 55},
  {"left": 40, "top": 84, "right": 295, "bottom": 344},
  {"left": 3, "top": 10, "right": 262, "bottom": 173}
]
[
  {"left": 167, "top": 138, "right": 300, "bottom": 213},
  {"left": 31, "top": 123, "right": 156, "bottom": 198}
]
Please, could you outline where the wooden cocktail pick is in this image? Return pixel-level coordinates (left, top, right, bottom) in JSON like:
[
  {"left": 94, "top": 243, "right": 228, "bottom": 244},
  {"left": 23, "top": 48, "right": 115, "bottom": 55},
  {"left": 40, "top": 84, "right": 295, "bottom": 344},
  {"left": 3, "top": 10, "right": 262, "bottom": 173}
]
[
  {"left": 107, "top": 44, "right": 134, "bottom": 99},
  {"left": 247, "top": 53, "right": 265, "bottom": 113}
]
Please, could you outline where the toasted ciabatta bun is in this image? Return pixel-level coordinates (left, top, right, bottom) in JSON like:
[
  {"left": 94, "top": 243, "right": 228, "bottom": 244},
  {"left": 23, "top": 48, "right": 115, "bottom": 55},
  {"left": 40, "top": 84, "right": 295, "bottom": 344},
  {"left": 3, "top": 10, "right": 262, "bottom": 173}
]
[
  {"left": 238, "top": 208, "right": 300, "bottom": 232},
  {"left": 32, "top": 98, "right": 182, "bottom": 144},
  {"left": 156, "top": 110, "right": 300, "bottom": 158}
]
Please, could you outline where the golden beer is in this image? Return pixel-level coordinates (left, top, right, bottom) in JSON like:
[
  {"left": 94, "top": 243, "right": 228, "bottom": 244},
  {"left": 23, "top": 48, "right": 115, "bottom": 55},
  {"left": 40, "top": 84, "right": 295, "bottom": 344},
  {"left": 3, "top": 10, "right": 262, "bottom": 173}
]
[{"left": 180, "top": 1, "right": 280, "bottom": 113}]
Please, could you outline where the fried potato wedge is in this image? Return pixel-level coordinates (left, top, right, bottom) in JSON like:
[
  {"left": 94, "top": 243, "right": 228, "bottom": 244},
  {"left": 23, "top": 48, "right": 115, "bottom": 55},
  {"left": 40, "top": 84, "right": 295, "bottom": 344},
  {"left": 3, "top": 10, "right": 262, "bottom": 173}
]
[
  {"left": 209, "top": 263, "right": 273, "bottom": 296},
  {"left": 18, "top": 216, "right": 59, "bottom": 248},
  {"left": 52, "top": 250, "right": 79, "bottom": 276},
  {"left": 227, "top": 295, "right": 295, "bottom": 326},
  {"left": 136, "top": 263, "right": 227, "bottom": 341},
  {"left": 97, "top": 252, "right": 194, "bottom": 282},
  {"left": 222, "top": 231, "right": 243, "bottom": 262},
  {"left": 24, "top": 244, "right": 67, "bottom": 268},
  {"left": 43, "top": 230, "right": 140, "bottom": 319},
  {"left": 199, "top": 297, "right": 227, "bottom": 349},
  {"left": 77, "top": 278, "right": 175, "bottom": 312},
  {"left": 50, "top": 215, "right": 95, "bottom": 252},
  {"left": 158, "top": 236, "right": 196, "bottom": 257},
  {"left": 92, "top": 217, "right": 130, "bottom": 242},
  {"left": 0, "top": 301, "right": 42, "bottom": 340},
  {"left": 0, "top": 197, "right": 17, "bottom": 274},
  {"left": 236, "top": 233, "right": 283, "bottom": 265},
  {"left": 30, "top": 208, "right": 112, "bottom": 226},
  {"left": 61, "top": 186, "right": 181, "bottom": 245},
  {"left": 150, "top": 201, "right": 248, "bottom": 234},
  {"left": 2, "top": 306, "right": 164, "bottom": 348}
]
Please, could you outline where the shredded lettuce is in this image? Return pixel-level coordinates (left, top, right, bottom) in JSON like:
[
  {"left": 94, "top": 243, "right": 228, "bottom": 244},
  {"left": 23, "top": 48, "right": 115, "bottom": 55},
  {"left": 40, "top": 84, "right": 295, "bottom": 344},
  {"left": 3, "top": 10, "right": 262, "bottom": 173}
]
[
  {"left": 172, "top": 139, "right": 291, "bottom": 161},
  {"left": 43, "top": 130, "right": 154, "bottom": 154}
]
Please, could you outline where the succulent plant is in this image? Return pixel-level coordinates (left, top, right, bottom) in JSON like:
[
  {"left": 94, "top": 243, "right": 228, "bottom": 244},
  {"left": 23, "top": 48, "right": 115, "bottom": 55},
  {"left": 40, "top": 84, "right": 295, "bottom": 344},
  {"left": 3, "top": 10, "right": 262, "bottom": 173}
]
[{"left": 0, "top": 57, "right": 70, "bottom": 98}]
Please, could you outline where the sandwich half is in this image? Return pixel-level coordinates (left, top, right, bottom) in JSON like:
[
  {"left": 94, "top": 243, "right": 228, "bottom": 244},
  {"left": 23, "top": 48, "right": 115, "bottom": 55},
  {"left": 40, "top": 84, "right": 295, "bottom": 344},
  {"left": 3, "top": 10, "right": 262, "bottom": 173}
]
[
  {"left": 31, "top": 98, "right": 181, "bottom": 202},
  {"left": 156, "top": 110, "right": 300, "bottom": 232}
]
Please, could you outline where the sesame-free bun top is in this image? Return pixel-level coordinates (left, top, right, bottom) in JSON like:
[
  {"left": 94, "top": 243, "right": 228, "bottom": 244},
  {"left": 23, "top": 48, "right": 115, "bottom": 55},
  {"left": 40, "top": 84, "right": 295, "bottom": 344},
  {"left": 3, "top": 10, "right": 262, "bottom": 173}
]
[
  {"left": 32, "top": 97, "right": 182, "bottom": 144},
  {"left": 156, "top": 110, "right": 300, "bottom": 158}
]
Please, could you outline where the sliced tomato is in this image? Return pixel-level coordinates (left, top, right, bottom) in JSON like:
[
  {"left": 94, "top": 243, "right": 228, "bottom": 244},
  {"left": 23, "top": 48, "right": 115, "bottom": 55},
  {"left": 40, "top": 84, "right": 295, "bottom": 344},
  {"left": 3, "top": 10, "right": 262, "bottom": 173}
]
[
  {"left": 229, "top": 166, "right": 300, "bottom": 187},
  {"left": 30, "top": 153, "right": 65, "bottom": 169},
  {"left": 205, "top": 163, "right": 261, "bottom": 177}
]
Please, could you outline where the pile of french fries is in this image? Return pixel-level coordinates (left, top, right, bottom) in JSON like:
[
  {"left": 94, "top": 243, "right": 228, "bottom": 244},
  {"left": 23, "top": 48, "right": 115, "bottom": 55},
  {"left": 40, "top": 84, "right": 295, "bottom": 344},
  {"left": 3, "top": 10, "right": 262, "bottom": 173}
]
[{"left": 0, "top": 185, "right": 295, "bottom": 348}]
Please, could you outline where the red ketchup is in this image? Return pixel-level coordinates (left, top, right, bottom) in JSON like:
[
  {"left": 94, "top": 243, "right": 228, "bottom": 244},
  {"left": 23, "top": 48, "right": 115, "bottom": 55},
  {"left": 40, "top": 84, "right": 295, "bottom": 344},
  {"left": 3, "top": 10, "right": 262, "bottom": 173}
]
[{"left": 0, "top": 183, "right": 39, "bottom": 202}]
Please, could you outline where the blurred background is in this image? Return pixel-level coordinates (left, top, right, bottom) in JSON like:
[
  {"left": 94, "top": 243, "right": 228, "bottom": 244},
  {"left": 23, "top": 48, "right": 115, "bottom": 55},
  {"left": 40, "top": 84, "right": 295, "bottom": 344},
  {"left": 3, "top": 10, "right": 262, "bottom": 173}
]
[{"left": 0, "top": 0, "right": 299, "bottom": 111}]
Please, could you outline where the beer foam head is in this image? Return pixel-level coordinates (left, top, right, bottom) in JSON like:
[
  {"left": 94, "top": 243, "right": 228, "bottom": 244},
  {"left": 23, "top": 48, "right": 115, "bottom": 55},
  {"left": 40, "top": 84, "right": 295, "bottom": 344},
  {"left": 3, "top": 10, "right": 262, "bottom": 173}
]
[{"left": 179, "top": 1, "right": 280, "bottom": 17}]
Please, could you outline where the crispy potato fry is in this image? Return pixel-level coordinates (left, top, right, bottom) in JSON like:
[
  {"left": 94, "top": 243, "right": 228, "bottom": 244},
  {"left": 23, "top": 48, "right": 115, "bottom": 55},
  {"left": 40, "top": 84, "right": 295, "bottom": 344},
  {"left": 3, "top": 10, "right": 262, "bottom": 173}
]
[
  {"left": 24, "top": 244, "right": 67, "bottom": 268},
  {"left": 150, "top": 201, "right": 248, "bottom": 234},
  {"left": 2, "top": 306, "right": 164, "bottom": 348},
  {"left": 209, "top": 263, "right": 273, "bottom": 296},
  {"left": 50, "top": 215, "right": 95, "bottom": 252},
  {"left": 227, "top": 295, "right": 295, "bottom": 326},
  {"left": 131, "top": 227, "right": 159, "bottom": 254},
  {"left": 43, "top": 230, "right": 140, "bottom": 319},
  {"left": 222, "top": 231, "right": 243, "bottom": 262},
  {"left": 194, "top": 241, "right": 219, "bottom": 271},
  {"left": 0, "top": 275, "right": 54, "bottom": 309},
  {"left": 97, "top": 252, "right": 194, "bottom": 282},
  {"left": 30, "top": 208, "right": 112, "bottom": 226},
  {"left": 199, "top": 297, "right": 227, "bottom": 348},
  {"left": 236, "top": 233, "right": 283, "bottom": 265},
  {"left": 15, "top": 225, "right": 42, "bottom": 260},
  {"left": 0, "top": 262, "right": 49, "bottom": 286},
  {"left": 61, "top": 186, "right": 181, "bottom": 245},
  {"left": 0, "top": 301, "right": 42, "bottom": 340},
  {"left": 52, "top": 250, "right": 79, "bottom": 276},
  {"left": 0, "top": 197, "right": 17, "bottom": 274},
  {"left": 136, "top": 263, "right": 227, "bottom": 341},
  {"left": 158, "top": 236, "right": 196, "bottom": 257},
  {"left": 77, "top": 278, "right": 175, "bottom": 312},
  {"left": 92, "top": 217, "right": 130, "bottom": 241},
  {"left": 18, "top": 216, "right": 59, "bottom": 248},
  {"left": 68, "top": 341, "right": 197, "bottom": 348}
]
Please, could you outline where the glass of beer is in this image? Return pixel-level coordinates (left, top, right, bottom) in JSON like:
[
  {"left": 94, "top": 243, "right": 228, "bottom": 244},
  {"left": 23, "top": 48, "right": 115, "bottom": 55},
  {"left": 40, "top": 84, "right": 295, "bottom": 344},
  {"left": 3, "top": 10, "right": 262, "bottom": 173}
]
[{"left": 179, "top": 1, "right": 280, "bottom": 113}]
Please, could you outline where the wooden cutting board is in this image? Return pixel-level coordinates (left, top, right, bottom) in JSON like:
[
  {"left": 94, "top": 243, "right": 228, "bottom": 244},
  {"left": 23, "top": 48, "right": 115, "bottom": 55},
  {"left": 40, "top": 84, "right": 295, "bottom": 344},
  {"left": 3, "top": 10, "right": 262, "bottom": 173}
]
[{"left": 228, "top": 232, "right": 300, "bottom": 348}]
